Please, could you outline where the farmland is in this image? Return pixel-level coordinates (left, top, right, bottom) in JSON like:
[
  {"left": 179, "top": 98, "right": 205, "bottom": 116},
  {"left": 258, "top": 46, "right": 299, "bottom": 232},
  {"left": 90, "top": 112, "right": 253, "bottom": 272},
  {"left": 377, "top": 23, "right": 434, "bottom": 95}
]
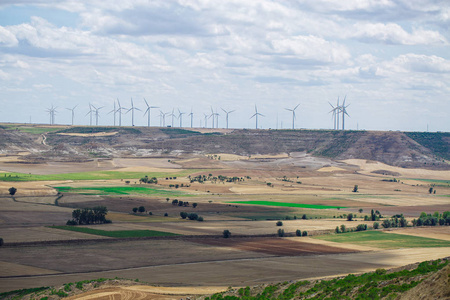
[{"left": 0, "top": 125, "right": 449, "bottom": 298}]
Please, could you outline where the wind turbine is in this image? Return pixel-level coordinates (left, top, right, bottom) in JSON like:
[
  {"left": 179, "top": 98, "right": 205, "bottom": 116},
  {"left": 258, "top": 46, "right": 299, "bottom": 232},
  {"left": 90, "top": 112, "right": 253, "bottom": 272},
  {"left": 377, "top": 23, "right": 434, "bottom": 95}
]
[
  {"left": 178, "top": 109, "right": 185, "bottom": 128},
  {"left": 203, "top": 113, "right": 208, "bottom": 128},
  {"left": 209, "top": 107, "right": 215, "bottom": 128},
  {"left": 46, "top": 105, "right": 57, "bottom": 125},
  {"left": 108, "top": 100, "right": 117, "bottom": 126},
  {"left": 85, "top": 104, "right": 94, "bottom": 126},
  {"left": 341, "top": 96, "right": 350, "bottom": 130},
  {"left": 91, "top": 104, "right": 103, "bottom": 126},
  {"left": 188, "top": 108, "right": 194, "bottom": 128},
  {"left": 127, "top": 98, "right": 141, "bottom": 126},
  {"left": 143, "top": 98, "right": 158, "bottom": 127},
  {"left": 116, "top": 99, "right": 127, "bottom": 127},
  {"left": 221, "top": 108, "right": 235, "bottom": 129},
  {"left": 285, "top": 104, "right": 300, "bottom": 130},
  {"left": 328, "top": 98, "right": 341, "bottom": 130},
  {"left": 250, "top": 105, "right": 264, "bottom": 129},
  {"left": 66, "top": 105, "right": 77, "bottom": 126}
]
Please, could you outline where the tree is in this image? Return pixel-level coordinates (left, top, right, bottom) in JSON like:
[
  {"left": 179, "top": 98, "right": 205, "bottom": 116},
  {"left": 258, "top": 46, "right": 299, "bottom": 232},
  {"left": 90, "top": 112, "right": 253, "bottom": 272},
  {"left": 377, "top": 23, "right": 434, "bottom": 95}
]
[
  {"left": 138, "top": 206, "right": 145, "bottom": 213},
  {"left": 223, "top": 230, "right": 231, "bottom": 238},
  {"left": 352, "top": 185, "right": 358, "bottom": 193},
  {"left": 347, "top": 213, "right": 353, "bottom": 221},
  {"left": 277, "top": 229, "right": 285, "bottom": 237},
  {"left": 382, "top": 219, "right": 391, "bottom": 228},
  {"left": 276, "top": 221, "right": 283, "bottom": 226},
  {"left": 0, "top": 238, "right": 3, "bottom": 247},
  {"left": 198, "top": 216, "right": 204, "bottom": 222},
  {"left": 335, "top": 226, "right": 340, "bottom": 234},
  {"left": 180, "top": 212, "right": 188, "bottom": 219},
  {"left": 373, "top": 222, "right": 379, "bottom": 229},
  {"left": 192, "top": 203, "right": 198, "bottom": 208},
  {"left": 429, "top": 187, "right": 433, "bottom": 194},
  {"left": 358, "top": 208, "right": 363, "bottom": 213},
  {"left": 340, "top": 224, "right": 346, "bottom": 233},
  {"left": 187, "top": 213, "right": 198, "bottom": 220},
  {"left": 8, "top": 187, "right": 17, "bottom": 196},
  {"left": 296, "top": 229, "right": 302, "bottom": 236},
  {"left": 172, "top": 199, "right": 178, "bottom": 205},
  {"left": 302, "top": 231, "right": 308, "bottom": 237},
  {"left": 301, "top": 214, "right": 307, "bottom": 220},
  {"left": 132, "top": 207, "right": 138, "bottom": 213},
  {"left": 371, "top": 209, "right": 376, "bottom": 221}
]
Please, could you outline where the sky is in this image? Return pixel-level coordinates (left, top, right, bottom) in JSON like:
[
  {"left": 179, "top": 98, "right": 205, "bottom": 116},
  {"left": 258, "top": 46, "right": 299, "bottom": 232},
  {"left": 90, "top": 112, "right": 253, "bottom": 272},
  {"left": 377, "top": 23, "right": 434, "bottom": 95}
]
[{"left": 0, "top": 0, "right": 449, "bottom": 131}]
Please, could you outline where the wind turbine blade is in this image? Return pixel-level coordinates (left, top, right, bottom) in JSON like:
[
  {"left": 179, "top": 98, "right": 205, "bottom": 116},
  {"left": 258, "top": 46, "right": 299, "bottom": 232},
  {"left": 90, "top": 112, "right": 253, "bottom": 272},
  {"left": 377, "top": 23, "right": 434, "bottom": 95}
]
[
  {"left": 144, "top": 98, "right": 149, "bottom": 107},
  {"left": 294, "top": 104, "right": 300, "bottom": 110}
]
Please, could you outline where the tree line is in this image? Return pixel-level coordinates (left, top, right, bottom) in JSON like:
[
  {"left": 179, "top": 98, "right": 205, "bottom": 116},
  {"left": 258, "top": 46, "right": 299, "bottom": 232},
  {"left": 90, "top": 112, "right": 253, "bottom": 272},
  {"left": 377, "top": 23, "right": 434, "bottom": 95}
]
[{"left": 67, "top": 206, "right": 109, "bottom": 225}]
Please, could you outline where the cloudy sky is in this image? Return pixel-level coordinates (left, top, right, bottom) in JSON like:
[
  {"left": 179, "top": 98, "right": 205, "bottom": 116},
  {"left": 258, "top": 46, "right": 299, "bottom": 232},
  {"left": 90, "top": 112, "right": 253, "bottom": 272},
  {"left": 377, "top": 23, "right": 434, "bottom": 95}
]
[{"left": 0, "top": 0, "right": 449, "bottom": 131}]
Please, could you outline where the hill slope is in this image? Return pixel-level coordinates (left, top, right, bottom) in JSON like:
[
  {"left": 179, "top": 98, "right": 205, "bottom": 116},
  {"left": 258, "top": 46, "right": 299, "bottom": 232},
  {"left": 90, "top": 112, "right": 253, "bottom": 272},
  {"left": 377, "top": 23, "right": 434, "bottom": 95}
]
[{"left": 0, "top": 125, "right": 448, "bottom": 169}]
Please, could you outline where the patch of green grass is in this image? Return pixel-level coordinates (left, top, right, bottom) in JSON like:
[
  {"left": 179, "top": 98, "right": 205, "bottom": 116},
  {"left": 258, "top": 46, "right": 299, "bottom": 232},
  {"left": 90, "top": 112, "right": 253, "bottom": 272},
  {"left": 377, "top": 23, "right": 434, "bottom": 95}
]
[
  {"left": 0, "top": 287, "right": 50, "bottom": 299},
  {"left": 50, "top": 226, "right": 180, "bottom": 238},
  {"left": 0, "top": 169, "right": 203, "bottom": 182},
  {"left": 313, "top": 230, "right": 450, "bottom": 249},
  {"left": 228, "top": 200, "right": 344, "bottom": 209},
  {"left": 55, "top": 186, "right": 190, "bottom": 197},
  {"left": 406, "top": 178, "right": 450, "bottom": 187},
  {"left": 57, "top": 126, "right": 141, "bottom": 134},
  {"left": 5, "top": 126, "right": 63, "bottom": 134}
]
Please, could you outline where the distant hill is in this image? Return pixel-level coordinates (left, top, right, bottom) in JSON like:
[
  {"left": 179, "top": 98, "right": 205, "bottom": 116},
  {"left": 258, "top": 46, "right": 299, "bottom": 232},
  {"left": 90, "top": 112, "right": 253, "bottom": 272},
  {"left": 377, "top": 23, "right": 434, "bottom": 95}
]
[{"left": 0, "top": 125, "right": 448, "bottom": 169}]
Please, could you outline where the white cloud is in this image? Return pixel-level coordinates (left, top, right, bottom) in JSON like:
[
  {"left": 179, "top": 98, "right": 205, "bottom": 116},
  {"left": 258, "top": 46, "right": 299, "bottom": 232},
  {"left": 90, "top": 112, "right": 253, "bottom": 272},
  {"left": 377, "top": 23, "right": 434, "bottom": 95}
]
[
  {"left": 0, "top": 26, "right": 18, "bottom": 47},
  {"left": 391, "top": 54, "right": 450, "bottom": 73},
  {"left": 352, "top": 22, "right": 447, "bottom": 45}
]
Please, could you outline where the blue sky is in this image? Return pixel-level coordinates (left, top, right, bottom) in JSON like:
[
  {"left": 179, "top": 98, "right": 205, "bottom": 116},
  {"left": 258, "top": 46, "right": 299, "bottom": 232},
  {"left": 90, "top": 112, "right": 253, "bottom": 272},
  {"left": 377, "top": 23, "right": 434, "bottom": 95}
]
[{"left": 0, "top": 0, "right": 449, "bottom": 131}]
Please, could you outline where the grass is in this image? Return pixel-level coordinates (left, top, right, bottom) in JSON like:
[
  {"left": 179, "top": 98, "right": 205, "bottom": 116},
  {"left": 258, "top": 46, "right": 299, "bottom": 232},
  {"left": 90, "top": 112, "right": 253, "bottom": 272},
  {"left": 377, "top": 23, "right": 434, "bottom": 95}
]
[
  {"left": 313, "top": 230, "right": 450, "bottom": 249},
  {"left": 0, "top": 169, "right": 203, "bottom": 182},
  {"left": 228, "top": 200, "right": 344, "bottom": 209},
  {"left": 55, "top": 186, "right": 190, "bottom": 197},
  {"left": 406, "top": 178, "right": 450, "bottom": 187},
  {"left": 5, "top": 126, "right": 63, "bottom": 134},
  {"left": 50, "top": 225, "right": 180, "bottom": 238}
]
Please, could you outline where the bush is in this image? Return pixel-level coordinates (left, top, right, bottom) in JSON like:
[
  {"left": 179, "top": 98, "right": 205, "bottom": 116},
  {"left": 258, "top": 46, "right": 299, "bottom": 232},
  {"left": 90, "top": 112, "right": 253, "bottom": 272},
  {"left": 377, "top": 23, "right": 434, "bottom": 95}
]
[
  {"left": 8, "top": 187, "right": 17, "bottom": 196},
  {"left": 301, "top": 214, "right": 307, "bottom": 220},
  {"left": 148, "top": 212, "right": 153, "bottom": 215},
  {"left": 352, "top": 185, "right": 358, "bottom": 192},
  {"left": 276, "top": 221, "right": 283, "bottom": 226},
  {"left": 340, "top": 224, "right": 346, "bottom": 232},
  {"left": 302, "top": 231, "right": 308, "bottom": 237},
  {"left": 198, "top": 216, "right": 204, "bottom": 222},
  {"left": 66, "top": 220, "right": 77, "bottom": 226},
  {"left": 347, "top": 213, "right": 353, "bottom": 221},
  {"left": 335, "top": 226, "right": 340, "bottom": 233},
  {"left": 296, "top": 229, "right": 302, "bottom": 236},
  {"left": 373, "top": 222, "right": 379, "bottom": 229},
  {"left": 223, "top": 230, "right": 231, "bottom": 238},
  {"left": 138, "top": 206, "right": 145, "bottom": 213},
  {"left": 382, "top": 219, "right": 391, "bottom": 228},
  {"left": 356, "top": 224, "right": 367, "bottom": 231},
  {"left": 180, "top": 212, "right": 188, "bottom": 219},
  {"left": 277, "top": 229, "right": 285, "bottom": 237},
  {"left": 164, "top": 213, "right": 168, "bottom": 217},
  {"left": 193, "top": 203, "right": 198, "bottom": 208},
  {"left": 132, "top": 207, "right": 138, "bottom": 213},
  {"left": 188, "top": 213, "right": 199, "bottom": 220}
]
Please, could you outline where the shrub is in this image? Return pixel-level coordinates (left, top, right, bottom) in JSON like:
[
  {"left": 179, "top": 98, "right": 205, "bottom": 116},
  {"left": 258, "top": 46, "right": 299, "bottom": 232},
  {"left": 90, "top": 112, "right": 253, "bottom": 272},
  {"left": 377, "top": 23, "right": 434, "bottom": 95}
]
[
  {"left": 138, "top": 206, "right": 145, "bottom": 213},
  {"left": 335, "top": 226, "right": 340, "bottom": 234},
  {"left": 340, "top": 224, "right": 346, "bottom": 232},
  {"left": 223, "top": 230, "right": 231, "bottom": 238},
  {"left": 277, "top": 229, "right": 285, "bottom": 237},
  {"left": 66, "top": 220, "right": 77, "bottom": 226},
  {"left": 172, "top": 199, "right": 178, "bottom": 205},
  {"left": 180, "top": 212, "right": 188, "bottom": 219},
  {"left": 164, "top": 213, "right": 168, "bottom": 217},
  {"left": 352, "top": 185, "right": 358, "bottom": 192},
  {"left": 347, "top": 213, "right": 353, "bottom": 221},
  {"left": 373, "top": 222, "right": 379, "bottom": 229},
  {"left": 296, "top": 229, "right": 302, "bottom": 236},
  {"left": 193, "top": 203, "right": 198, "bottom": 208},
  {"left": 356, "top": 224, "right": 367, "bottom": 231},
  {"left": 301, "top": 214, "right": 307, "bottom": 220},
  {"left": 198, "top": 216, "right": 204, "bottom": 222},
  {"left": 188, "top": 213, "right": 199, "bottom": 220},
  {"left": 178, "top": 200, "right": 184, "bottom": 206},
  {"left": 148, "top": 212, "right": 152, "bottom": 215},
  {"left": 132, "top": 207, "right": 138, "bottom": 213},
  {"left": 276, "top": 221, "right": 283, "bottom": 226},
  {"left": 302, "top": 231, "right": 308, "bottom": 237},
  {"left": 382, "top": 219, "right": 391, "bottom": 228},
  {"left": 8, "top": 187, "right": 17, "bottom": 196}
]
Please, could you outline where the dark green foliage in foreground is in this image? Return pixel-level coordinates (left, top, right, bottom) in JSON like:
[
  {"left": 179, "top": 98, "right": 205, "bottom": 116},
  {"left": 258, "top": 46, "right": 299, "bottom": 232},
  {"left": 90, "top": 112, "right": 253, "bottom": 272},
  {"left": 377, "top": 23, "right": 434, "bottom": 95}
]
[
  {"left": 205, "top": 259, "right": 448, "bottom": 300},
  {"left": 405, "top": 131, "right": 450, "bottom": 160}
]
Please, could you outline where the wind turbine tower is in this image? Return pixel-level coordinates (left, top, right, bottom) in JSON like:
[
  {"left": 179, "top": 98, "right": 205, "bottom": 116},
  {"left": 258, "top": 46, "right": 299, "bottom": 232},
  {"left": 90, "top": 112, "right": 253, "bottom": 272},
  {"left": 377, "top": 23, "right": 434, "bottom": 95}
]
[
  {"left": 143, "top": 98, "right": 158, "bottom": 127},
  {"left": 341, "top": 96, "right": 350, "bottom": 130},
  {"left": 86, "top": 104, "right": 94, "bottom": 126},
  {"left": 285, "top": 104, "right": 300, "bottom": 129},
  {"left": 127, "top": 98, "right": 141, "bottom": 126},
  {"left": 66, "top": 105, "right": 77, "bottom": 126},
  {"left": 188, "top": 108, "right": 193, "bottom": 128},
  {"left": 221, "top": 108, "right": 235, "bottom": 129},
  {"left": 250, "top": 105, "right": 264, "bottom": 129},
  {"left": 178, "top": 109, "right": 185, "bottom": 128}
]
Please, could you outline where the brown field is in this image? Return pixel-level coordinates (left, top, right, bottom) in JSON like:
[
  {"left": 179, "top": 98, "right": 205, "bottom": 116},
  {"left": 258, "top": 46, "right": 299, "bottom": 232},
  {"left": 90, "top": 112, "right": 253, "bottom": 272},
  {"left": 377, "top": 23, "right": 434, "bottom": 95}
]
[{"left": 0, "top": 151, "right": 449, "bottom": 296}]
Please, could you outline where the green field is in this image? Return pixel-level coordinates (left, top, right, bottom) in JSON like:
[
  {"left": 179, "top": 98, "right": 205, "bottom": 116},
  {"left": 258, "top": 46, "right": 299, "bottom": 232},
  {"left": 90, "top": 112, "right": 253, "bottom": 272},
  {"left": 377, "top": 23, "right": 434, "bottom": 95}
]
[
  {"left": 0, "top": 169, "right": 203, "bottom": 182},
  {"left": 55, "top": 186, "right": 190, "bottom": 197},
  {"left": 51, "top": 226, "right": 180, "bottom": 238},
  {"left": 4, "top": 126, "right": 63, "bottom": 134},
  {"left": 406, "top": 178, "right": 450, "bottom": 187},
  {"left": 228, "top": 200, "right": 344, "bottom": 209},
  {"left": 313, "top": 230, "right": 450, "bottom": 249}
]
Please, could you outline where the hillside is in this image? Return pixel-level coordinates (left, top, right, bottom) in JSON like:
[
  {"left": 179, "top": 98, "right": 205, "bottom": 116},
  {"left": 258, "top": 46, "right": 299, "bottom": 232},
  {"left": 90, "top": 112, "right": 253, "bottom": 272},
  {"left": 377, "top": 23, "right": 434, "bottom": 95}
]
[{"left": 0, "top": 124, "right": 448, "bottom": 169}]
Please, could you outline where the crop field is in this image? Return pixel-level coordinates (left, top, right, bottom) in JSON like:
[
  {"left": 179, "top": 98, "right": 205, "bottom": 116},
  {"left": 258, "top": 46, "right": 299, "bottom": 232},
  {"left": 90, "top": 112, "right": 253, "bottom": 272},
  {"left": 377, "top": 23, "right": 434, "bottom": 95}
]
[
  {"left": 50, "top": 226, "right": 180, "bottom": 238},
  {"left": 0, "top": 169, "right": 201, "bottom": 182},
  {"left": 4, "top": 125, "right": 63, "bottom": 134},
  {"left": 55, "top": 186, "right": 190, "bottom": 197},
  {"left": 228, "top": 200, "right": 345, "bottom": 209},
  {"left": 313, "top": 231, "right": 450, "bottom": 249}
]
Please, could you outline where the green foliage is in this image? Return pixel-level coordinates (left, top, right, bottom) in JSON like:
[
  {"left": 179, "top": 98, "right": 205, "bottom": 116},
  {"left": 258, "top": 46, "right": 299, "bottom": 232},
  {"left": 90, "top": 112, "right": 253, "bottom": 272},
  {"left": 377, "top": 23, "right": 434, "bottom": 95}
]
[
  {"left": 56, "top": 186, "right": 189, "bottom": 197},
  {"left": 223, "top": 229, "right": 231, "bottom": 238},
  {"left": 276, "top": 221, "right": 283, "bottom": 226},
  {"left": 138, "top": 206, "right": 145, "bottom": 213},
  {"left": 229, "top": 201, "right": 344, "bottom": 209},
  {"left": 355, "top": 224, "right": 368, "bottom": 231},
  {"left": 405, "top": 132, "right": 450, "bottom": 160},
  {"left": 187, "top": 213, "right": 199, "bottom": 220},
  {"left": 50, "top": 226, "right": 179, "bottom": 237},
  {"left": 347, "top": 213, "right": 353, "bottom": 221},
  {"left": 302, "top": 231, "right": 308, "bottom": 237},
  {"left": 0, "top": 287, "right": 50, "bottom": 299},
  {"left": 180, "top": 211, "right": 188, "bottom": 219},
  {"left": 277, "top": 229, "right": 285, "bottom": 237},
  {"left": 296, "top": 229, "right": 302, "bottom": 236},
  {"left": 373, "top": 222, "right": 379, "bottom": 229},
  {"left": 8, "top": 186, "right": 17, "bottom": 195},
  {"left": 352, "top": 185, "right": 358, "bottom": 192}
]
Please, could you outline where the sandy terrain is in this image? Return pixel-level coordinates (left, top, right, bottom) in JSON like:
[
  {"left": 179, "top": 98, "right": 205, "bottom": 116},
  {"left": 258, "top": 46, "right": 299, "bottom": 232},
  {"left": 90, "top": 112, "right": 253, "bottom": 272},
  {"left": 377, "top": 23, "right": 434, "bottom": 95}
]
[
  {"left": 344, "top": 159, "right": 450, "bottom": 180},
  {"left": 57, "top": 132, "right": 118, "bottom": 137},
  {"left": 386, "top": 227, "right": 450, "bottom": 241}
]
